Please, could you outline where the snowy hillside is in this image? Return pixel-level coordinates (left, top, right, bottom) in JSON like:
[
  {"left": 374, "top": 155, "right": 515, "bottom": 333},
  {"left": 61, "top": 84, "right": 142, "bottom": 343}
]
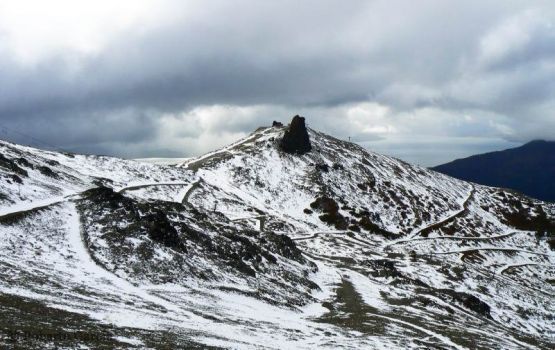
[{"left": 0, "top": 119, "right": 554, "bottom": 349}]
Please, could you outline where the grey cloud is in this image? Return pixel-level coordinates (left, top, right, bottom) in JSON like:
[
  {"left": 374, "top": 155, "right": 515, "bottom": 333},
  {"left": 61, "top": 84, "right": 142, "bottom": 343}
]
[{"left": 0, "top": 0, "right": 555, "bottom": 164}]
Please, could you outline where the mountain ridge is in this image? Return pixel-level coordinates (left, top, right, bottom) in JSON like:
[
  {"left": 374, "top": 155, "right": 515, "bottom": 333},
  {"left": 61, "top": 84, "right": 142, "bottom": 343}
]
[
  {"left": 433, "top": 140, "right": 555, "bottom": 202},
  {"left": 0, "top": 119, "right": 554, "bottom": 349}
]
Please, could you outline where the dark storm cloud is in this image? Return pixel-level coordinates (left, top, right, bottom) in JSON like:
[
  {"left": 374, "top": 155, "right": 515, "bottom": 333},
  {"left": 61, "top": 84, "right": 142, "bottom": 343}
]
[{"left": 1, "top": 0, "right": 555, "bottom": 163}]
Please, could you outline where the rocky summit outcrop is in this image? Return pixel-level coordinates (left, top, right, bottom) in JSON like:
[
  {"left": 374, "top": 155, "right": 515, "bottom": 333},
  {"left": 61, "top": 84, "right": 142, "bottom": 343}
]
[{"left": 279, "top": 115, "right": 311, "bottom": 154}]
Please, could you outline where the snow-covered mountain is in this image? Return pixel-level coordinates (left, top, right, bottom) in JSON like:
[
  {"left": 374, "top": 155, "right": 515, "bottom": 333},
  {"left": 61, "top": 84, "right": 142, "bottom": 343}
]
[{"left": 0, "top": 117, "right": 554, "bottom": 349}]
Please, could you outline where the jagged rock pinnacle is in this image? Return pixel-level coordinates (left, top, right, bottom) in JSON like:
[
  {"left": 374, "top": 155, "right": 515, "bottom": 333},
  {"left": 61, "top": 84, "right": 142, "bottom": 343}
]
[{"left": 279, "top": 115, "right": 312, "bottom": 154}]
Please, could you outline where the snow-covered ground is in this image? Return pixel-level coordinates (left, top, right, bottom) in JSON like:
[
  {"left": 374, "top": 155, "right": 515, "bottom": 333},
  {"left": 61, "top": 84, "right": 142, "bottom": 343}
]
[
  {"left": 134, "top": 157, "right": 192, "bottom": 165},
  {"left": 0, "top": 127, "right": 554, "bottom": 349}
]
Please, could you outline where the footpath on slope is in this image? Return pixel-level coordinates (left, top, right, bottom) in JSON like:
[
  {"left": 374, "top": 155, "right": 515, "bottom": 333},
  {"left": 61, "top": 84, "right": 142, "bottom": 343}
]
[
  {"left": 0, "top": 178, "right": 201, "bottom": 225},
  {"left": 384, "top": 185, "right": 475, "bottom": 248}
]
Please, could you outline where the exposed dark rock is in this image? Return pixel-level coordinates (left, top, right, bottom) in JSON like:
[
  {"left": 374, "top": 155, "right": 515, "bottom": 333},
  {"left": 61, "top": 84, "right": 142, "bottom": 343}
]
[
  {"left": 432, "top": 289, "right": 492, "bottom": 318},
  {"left": 8, "top": 174, "right": 23, "bottom": 184},
  {"left": 364, "top": 259, "right": 403, "bottom": 279},
  {"left": 37, "top": 165, "right": 58, "bottom": 179},
  {"left": 310, "top": 197, "right": 339, "bottom": 213},
  {"left": 311, "top": 196, "right": 348, "bottom": 230},
  {"left": 266, "top": 233, "right": 306, "bottom": 263},
  {"left": 92, "top": 177, "right": 114, "bottom": 188},
  {"left": 503, "top": 205, "right": 555, "bottom": 233},
  {"left": 279, "top": 115, "right": 311, "bottom": 154},
  {"left": 81, "top": 186, "right": 128, "bottom": 210},
  {"left": 315, "top": 163, "right": 329, "bottom": 172},
  {"left": 357, "top": 180, "right": 376, "bottom": 192},
  {"left": 46, "top": 159, "right": 60, "bottom": 166},
  {"left": 359, "top": 215, "right": 396, "bottom": 239},
  {"left": 500, "top": 203, "right": 555, "bottom": 250},
  {"left": 77, "top": 186, "right": 317, "bottom": 298},
  {"left": 272, "top": 121, "right": 283, "bottom": 127},
  {"left": 461, "top": 294, "right": 491, "bottom": 317},
  {"left": 144, "top": 210, "right": 186, "bottom": 252},
  {"left": 0, "top": 154, "right": 28, "bottom": 177},
  {"left": 319, "top": 213, "right": 348, "bottom": 230},
  {"left": 15, "top": 157, "right": 33, "bottom": 168}
]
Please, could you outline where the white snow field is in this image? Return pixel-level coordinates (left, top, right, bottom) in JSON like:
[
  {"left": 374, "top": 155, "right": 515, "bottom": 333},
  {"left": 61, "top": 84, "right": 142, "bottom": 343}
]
[{"left": 0, "top": 124, "right": 554, "bottom": 349}]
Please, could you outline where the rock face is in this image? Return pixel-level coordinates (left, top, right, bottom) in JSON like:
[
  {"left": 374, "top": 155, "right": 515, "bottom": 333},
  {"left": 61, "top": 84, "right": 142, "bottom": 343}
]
[{"left": 279, "top": 115, "right": 311, "bottom": 154}]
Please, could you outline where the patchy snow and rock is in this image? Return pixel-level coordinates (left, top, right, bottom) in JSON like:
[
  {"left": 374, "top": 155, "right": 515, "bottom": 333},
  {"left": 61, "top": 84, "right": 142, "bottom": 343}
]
[{"left": 1, "top": 124, "right": 554, "bottom": 349}]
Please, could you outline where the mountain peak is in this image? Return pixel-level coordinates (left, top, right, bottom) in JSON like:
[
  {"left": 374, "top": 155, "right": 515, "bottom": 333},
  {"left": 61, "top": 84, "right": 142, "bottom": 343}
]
[
  {"left": 279, "top": 115, "right": 312, "bottom": 154},
  {"left": 522, "top": 139, "right": 554, "bottom": 148}
]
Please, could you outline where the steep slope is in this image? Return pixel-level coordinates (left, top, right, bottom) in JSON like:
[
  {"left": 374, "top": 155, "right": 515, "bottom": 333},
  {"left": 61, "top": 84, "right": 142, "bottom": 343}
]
[
  {"left": 0, "top": 122, "right": 554, "bottom": 349},
  {"left": 433, "top": 140, "right": 555, "bottom": 202},
  {"left": 181, "top": 123, "right": 555, "bottom": 348},
  {"left": 184, "top": 126, "right": 472, "bottom": 237}
]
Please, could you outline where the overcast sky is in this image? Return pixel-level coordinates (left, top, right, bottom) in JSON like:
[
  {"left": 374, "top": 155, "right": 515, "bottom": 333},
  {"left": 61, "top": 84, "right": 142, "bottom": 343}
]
[{"left": 1, "top": 0, "right": 554, "bottom": 166}]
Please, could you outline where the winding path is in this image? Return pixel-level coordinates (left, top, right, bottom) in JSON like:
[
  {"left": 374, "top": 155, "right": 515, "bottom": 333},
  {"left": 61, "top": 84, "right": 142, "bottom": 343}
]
[
  {"left": 116, "top": 182, "right": 191, "bottom": 193},
  {"left": 0, "top": 190, "right": 93, "bottom": 224},
  {"left": 340, "top": 273, "right": 467, "bottom": 350},
  {"left": 0, "top": 197, "right": 65, "bottom": 223},
  {"left": 1, "top": 178, "right": 203, "bottom": 225},
  {"left": 385, "top": 186, "right": 475, "bottom": 248},
  {"left": 181, "top": 128, "right": 272, "bottom": 170},
  {"left": 232, "top": 215, "right": 267, "bottom": 231},
  {"left": 181, "top": 179, "right": 202, "bottom": 204},
  {"left": 65, "top": 202, "right": 192, "bottom": 315},
  {"left": 292, "top": 231, "right": 346, "bottom": 241},
  {"left": 390, "top": 231, "right": 519, "bottom": 245},
  {"left": 431, "top": 247, "right": 549, "bottom": 257},
  {"left": 497, "top": 263, "right": 541, "bottom": 275}
]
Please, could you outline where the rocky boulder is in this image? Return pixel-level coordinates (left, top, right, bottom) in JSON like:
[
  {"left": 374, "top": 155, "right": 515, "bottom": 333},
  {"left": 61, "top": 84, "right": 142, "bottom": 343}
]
[
  {"left": 144, "top": 210, "right": 186, "bottom": 252},
  {"left": 279, "top": 115, "right": 311, "bottom": 154},
  {"left": 310, "top": 196, "right": 348, "bottom": 230}
]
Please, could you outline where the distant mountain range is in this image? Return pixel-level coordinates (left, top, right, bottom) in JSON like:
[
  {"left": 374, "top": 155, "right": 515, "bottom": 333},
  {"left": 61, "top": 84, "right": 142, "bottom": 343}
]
[{"left": 433, "top": 140, "right": 555, "bottom": 202}]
